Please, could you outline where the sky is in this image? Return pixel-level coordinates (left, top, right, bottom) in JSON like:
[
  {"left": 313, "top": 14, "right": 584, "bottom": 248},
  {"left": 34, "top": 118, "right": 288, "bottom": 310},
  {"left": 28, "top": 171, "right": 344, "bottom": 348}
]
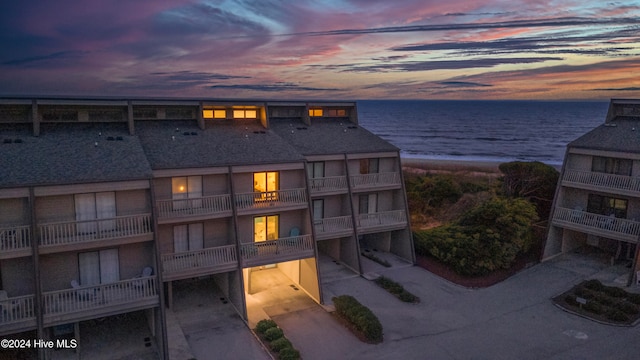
[{"left": 0, "top": 0, "right": 639, "bottom": 100}]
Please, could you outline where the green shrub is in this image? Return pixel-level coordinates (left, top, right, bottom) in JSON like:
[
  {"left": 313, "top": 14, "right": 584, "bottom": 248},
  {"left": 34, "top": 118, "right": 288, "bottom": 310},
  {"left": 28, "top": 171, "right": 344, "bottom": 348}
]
[
  {"left": 565, "top": 295, "right": 578, "bottom": 306},
  {"left": 583, "top": 301, "right": 603, "bottom": 315},
  {"left": 333, "top": 295, "right": 383, "bottom": 343},
  {"left": 628, "top": 293, "right": 640, "bottom": 305},
  {"left": 375, "top": 276, "right": 404, "bottom": 294},
  {"left": 583, "top": 279, "right": 604, "bottom": 291},
  {"left": 264, "top": 327, "right": 284, "bottom": 342},
  {"left": 270, "top": 337, "right": 293, "bottom": 353},
  {"left": 255, "top": 319, "right": 278, "bottom": 334},
  {"left": 606, "top": 309, "right": 629, "bottom": 322},
  {"left": 603, "top": 286, "right": 627, "bottom": 298},
  {"left": 593, "top": 293, "right": 614, "bottom": 306},
  {"left": 617, "top": 301, "right": 639, "bottom": 315},
  {"left": 573, "top": 287, "right": 595, "bottom": 299},
  {"left": 278, "top": 347, "right": 301, "bottom": 360},
  {"left": 399, "top": 291, "right": 418, "bottom": 303}
]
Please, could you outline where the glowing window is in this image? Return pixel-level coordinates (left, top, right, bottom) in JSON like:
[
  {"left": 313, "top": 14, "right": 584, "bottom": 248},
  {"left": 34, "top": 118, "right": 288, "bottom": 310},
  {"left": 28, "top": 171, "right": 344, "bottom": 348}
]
[
  {"left": 203, "top": 110, "right": 213, "bottom": 119},
  {"left": 254, "top": 215, "right": 279, "bottom": 241},
  {"left": 233, "top": 109, "right": 257, "bottom": 119},
  {"left": 214, "top": 109, "right": 226, "bottom": 118},
  {"left": 309, "top": 109, "right": 323, "bottom": 117}
]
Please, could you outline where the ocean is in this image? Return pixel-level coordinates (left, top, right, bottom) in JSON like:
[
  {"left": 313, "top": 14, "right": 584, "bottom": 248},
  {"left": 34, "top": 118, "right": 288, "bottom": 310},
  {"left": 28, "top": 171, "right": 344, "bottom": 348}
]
[{"left": 357, "top": 100, "right": 609, "bottom": 166}]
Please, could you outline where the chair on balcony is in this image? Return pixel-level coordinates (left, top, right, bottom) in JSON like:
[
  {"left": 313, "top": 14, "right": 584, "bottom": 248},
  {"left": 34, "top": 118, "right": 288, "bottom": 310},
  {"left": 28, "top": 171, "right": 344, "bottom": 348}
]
[
  {"left": 71, "top": 280, "right": 96, "bottom": 301},
  {"left": 133, "top": 266, "right": 154, "bottom": 293}
]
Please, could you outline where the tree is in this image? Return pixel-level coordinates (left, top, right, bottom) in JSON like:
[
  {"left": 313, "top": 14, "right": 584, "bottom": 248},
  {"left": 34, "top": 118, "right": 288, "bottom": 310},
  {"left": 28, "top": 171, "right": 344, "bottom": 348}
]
[{"left": 498, "top": 161, "right": 559, "bottom": 219}]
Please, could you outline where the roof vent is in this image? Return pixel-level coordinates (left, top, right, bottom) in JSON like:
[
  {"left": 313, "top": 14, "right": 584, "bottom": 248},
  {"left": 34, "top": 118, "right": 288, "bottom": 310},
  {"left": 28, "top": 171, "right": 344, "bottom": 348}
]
[
  {"left": 116, "top": 136, "right": 123, "bottom": 141},
  {"left": 190, "top": 132, "right": 197, "bottom": 135},
  {"left": 296, "top": 127, "right": 307, "bottom": 130},
  {"left": 348, "top": 126, "right": 358, "bottom": 129},
  {"left": 107, "top": 136, "right": 115, "bottom": 141},
  {"left": 14, "top": 138, "right": 23, "bottom": 143},
  {"left": 183, "top": 131, "right": 190, "bottom": 136},
  {"left": 3, "top": 139, "right": 12, "bottom": 144}
]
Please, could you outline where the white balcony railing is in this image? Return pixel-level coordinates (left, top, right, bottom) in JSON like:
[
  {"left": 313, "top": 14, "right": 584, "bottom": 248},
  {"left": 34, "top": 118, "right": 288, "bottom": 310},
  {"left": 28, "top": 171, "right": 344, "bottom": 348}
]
[
  {"left": 553, "top": 207, "right": 640, "bottom": 241},
  {"left": 39, "top": 214, "right": 152, "bottom": 247},
  {"left": 162, "top": 245, "right": 237, "bottom": 275},
  {"left": 350, "top": 172, "right": 401, "bottom": 189},
  {"left": 356, "top": 210, "right": 407, "bottom": 230},
  {"left": 43, "top": 276, "right": 157, "bottom": 318},
  {"left": 157, "top": 194, "right": 232, "bottom": 219},
  {"left": 235, "top": 189, "right": 307, "bottom": 210},
  {"left": 0, "top": 225, "right": 31, "bottom": 252},
  {"left": 308, "top": 176, "right": 348, "bottom": 193},
  {"left": 314, "top": 216, "right": 353, "bottom": 235},
  {"left": 240, "top": 235, "right": 314, "bottom": 262},
  {"left": 563, "top": 169, "right": 640, "bottom": 194},
  {"left": 0, "top": 294, "right": 35, "bottom": 324}
]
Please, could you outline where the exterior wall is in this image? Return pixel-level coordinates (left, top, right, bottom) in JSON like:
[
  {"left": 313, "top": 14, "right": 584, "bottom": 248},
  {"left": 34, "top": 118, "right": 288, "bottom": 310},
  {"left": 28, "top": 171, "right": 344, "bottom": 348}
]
[
  {"left": 360, "top": 232, "right": 391, "bottom": 252},
  {"left": 204, "top": 218, "right": 233, "bottom": 247},
  {"left": 118, "top": 242, "right": 155, "bottom": 279},
  {"left": 0, "top": 197, "right": 30, "bottom": 224},
  {"left": 203, "top": 174, "right": 230, "bottom": 194},
  {"left": 36, "top": 195, "right": 75, "bottom": 223},
  {"left": 324, "top": 160, "right": 346, "bottom": 176},
  {"left": 116, "top": 189, "right": 150, "bottom": 214},
  {"left": 565, "top": 153, "right": 591, "bottom": 170},
  {"left": 154, "top": 178, "right": 172, "bottom": 200},
  {"left": 321, "top": 195, "right": 350, "bottom": 217},
  {"left": 379, "top": 157, "right": 397, "bottom": 172},
  {"left": 1, "top": 257, "right": 34, "bottom": 295}
]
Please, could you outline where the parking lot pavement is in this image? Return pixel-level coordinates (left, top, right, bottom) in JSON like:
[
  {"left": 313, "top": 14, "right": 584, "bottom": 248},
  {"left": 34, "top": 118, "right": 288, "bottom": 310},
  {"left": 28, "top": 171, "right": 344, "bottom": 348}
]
[{"left": 273, "top": 253, "right": 640, "bottom": 360}]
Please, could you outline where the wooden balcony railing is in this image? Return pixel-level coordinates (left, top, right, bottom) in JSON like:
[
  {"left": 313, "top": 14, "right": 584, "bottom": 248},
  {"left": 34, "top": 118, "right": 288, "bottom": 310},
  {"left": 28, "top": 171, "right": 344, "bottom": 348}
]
[
  {"left": 0, "top": 294, "right": 35, "bottom": 324},
  {"left": 240, "top": 235, "right": 314, "bottom": 263},
  {"left": 356, "top": 210, "right": 407, "bottom": 230},
  {"left": 157, "top": 194, "right": 232, "bottom": 219},
  {"left": 314, "top": 216, "right": 353, "bottom": 235},
  {"left": 0, "top": 225, "right": 30, "bottom": 252},
  {"left": 563, "top": 169, "right": 640, "bottom": 194},
  {"left": 308, "top": 176, "right": 348, "bottom": 194},
  {"left": 350, "top": 172, "right": 400, "bottom": 190},
  {"left": 235, "top": 189, "right": 307, "bottom": 211},
  {"left": 38, "top": 214, "right": 152, "bottom": 247},
  {"left": 162, "top": 245, "right": 237, "bottom": 275},
  {"left": 553, "top": 207, "right": 640, "bottom": 242},
  {"left": 42, "top": 276, "right": 157, "bottom": 318}
]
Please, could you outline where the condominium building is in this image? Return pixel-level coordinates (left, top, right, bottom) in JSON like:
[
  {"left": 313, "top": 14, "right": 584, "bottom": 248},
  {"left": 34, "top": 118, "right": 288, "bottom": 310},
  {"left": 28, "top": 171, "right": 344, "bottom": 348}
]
[
  {"left": 0, "top": 97, "right": 414, "bottom": 359},
  {"left": 544, "top": 99, "right": 640, "bottom": 284}
]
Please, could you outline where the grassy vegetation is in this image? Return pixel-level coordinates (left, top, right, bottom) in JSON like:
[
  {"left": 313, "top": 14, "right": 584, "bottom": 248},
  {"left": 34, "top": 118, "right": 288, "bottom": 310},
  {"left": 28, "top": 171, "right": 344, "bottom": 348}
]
[
  {"left": 255, "top": 319, "right": 301, "bottom": 360},
  {"left": 374, "top": 276, "right": 420, "bottom": 303}
]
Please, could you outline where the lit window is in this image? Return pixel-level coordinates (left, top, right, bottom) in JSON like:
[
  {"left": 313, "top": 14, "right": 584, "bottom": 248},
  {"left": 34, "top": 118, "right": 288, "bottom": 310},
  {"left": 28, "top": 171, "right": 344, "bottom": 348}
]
[
  {"left": 203, "top": 110, "right": 213, "bottom": 119},
  {"left": 254, "top": 215, "right": 279, "bottom": 241},
  {"left": 214, "top": 109, "right": 226, "bottom": 118},
  {"left": 254, "top": 171, "right": 278, "bottom": 201},
  {"left": 309, "top": 109, "right": 323, "bottom": 117},
  {"left": 233, "top": 109, "right": 257, "bottom": 119}
]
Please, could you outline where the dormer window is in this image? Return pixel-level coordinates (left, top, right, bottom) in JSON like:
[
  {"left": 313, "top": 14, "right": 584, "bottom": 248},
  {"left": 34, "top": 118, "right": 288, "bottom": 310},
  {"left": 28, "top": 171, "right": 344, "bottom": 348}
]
[
  {"left": 203, "top": 109, "right": 226, "bottom": 119},
  {"left": 328, "top": 109, "right": 346, "bottom": 117},
  {"left": 309, "top": 109, "right": 323, "bottom": 117},
  {"left": 233, "top": 109, "right": 257, "bottom": 119}
]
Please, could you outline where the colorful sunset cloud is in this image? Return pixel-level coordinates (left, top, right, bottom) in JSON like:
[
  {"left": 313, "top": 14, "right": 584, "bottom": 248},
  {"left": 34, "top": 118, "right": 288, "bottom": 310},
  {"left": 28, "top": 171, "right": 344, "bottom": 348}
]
[{"left": 0, "top": 0, "right": 638, "bottom": 100}]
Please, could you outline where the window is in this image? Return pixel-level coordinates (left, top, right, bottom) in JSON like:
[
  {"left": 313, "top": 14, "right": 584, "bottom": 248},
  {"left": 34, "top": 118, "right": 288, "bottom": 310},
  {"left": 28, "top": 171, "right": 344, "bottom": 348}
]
[
  {"left": 587, "top": 194, "right": 628, "bottom": 218},
  {"left": 254, "top": 215, "right": 279, "bottom": 241},
  {"left": 173, "top": 223, "right": 204, "bottom": 252},
  {"left": 75, "top": 192, "right": 116, "bottom": 234},
  {"left": 203, "top": 109, "right": 226, "bottom": 119},
  {"left": 312, "top": 199, "right": 324, "bottom": 222},
  {"left": 359, "top": 194, "right": 377, "bottom": 214},
  {"left": 233, "top": 109, "right": 257, "bottom": 119},
  {"left": 359, "top": 158, "right": 379, "bottom": 174},
  {"left": 327, "top": 109, "right": 346, "bottom": 117},
  {"left": 172, "top": 176, "right": 202, "bottom": 209},
  {"left": 592, "top": 157, "right": 632, "bottom": 176},
  {"left": 79, "top": 249, "right": 119, "bottom": 285},
  {"left": 254, "top": 171, "right": 279, "bottom": 197},
  {"left": 309, "top": 109, "right": 323, "bottom": 117},
  {"left": 308, "top": 162, "right": 325, "bottom": 179}
]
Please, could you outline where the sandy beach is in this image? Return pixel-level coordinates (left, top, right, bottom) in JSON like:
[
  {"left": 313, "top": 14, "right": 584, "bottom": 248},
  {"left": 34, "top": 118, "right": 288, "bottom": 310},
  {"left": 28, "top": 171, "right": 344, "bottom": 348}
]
[{"left": 401, "top": 157, "right": 503, "bottom": 175}]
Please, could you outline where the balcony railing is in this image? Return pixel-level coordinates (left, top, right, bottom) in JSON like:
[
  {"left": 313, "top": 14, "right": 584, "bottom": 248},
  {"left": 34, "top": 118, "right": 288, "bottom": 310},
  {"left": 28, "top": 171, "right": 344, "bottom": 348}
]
[
  {"left": 356, "top": 210, "right": 407, "bottom": 230},
  {"left": 0, "top": 294, "right": 35, "bottom": 324},
  {"left": 350, "top": 172, "right": 401, "bottom": 190},
  {"left": 563, "top": 169, "right": 640, "bottom": 194},
  {"left": 43, "top": 276, "right": 158, "bottom": 318},
  {"left": 162, "top": 245, "right": 237, "bottom": 275},
  {"left": 314, "top": 216, "right": 353, "bottom": 236},
  {"left": 39, "top": 214, "right": 152, "bottom": 247},
  {"left": 235, "top": 189, "right": 307, "bottom": 211},
  {"left": 553, "top": 207, "right": 640, "bottom": 242},
  {"left": 0, "top": 225, "right": 31, "bottom": 252},
  {"left": 157, "top": 194, "right": 232, "bottom": 219},
  {"left": 240, "top": 235, "right": 314, "bottom": 263},
  {"left": 308, "top": 176, "right": 348, "bottom": 194}
]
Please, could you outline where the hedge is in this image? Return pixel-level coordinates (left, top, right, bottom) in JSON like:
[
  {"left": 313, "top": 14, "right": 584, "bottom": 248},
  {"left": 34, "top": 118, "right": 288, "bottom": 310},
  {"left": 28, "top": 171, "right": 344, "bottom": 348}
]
[{"left": 333, "top": 295, "right": 383, "bottom": 343}]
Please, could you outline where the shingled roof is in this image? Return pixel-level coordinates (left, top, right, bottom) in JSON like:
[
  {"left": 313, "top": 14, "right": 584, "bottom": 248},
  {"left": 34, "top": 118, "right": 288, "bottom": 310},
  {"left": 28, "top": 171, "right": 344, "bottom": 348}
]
[
  {"left": 270, "top": 118, "right": 398, "bottom": 155},
  {"left": 569, "top": 117, "right": 640, "bottom": 153},
  {"left": 0, "top": 123, "right": 152, "bottom": 188},
  {"left": 136, "top": 119, "right": 304, "bottom": 169}
]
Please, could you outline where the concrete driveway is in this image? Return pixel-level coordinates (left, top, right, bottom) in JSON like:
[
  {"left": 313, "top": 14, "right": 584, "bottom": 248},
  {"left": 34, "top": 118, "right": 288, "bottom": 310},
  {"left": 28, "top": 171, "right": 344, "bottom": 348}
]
[{"left": 272, "top": 253, "right": 640, "bottom": 360}]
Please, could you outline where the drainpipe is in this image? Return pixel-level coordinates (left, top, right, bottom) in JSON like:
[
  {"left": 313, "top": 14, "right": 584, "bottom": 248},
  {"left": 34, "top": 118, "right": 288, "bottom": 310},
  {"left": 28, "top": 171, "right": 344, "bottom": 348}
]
[{"left": 344, "top": 153, "right": 364, "bottom": 275}]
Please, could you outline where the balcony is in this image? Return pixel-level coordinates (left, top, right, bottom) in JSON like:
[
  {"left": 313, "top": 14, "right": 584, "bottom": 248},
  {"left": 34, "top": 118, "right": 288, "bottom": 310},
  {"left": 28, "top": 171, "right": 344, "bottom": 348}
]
[
  {"left": 38, "top": 214, "right": 153, "bottom": 253},
  {"left": 562, "top": 169, "right": 640, "bottom": 197},
  {"left": 240, "top": 235, "right": 315, "bottom": 267},
  {"left": 156, "top": 194, "right": 232, "bottom": 223},
  {"left": 42, "top": 276, "right": 159, "bottom": 327},
  {"left": 308, "top": 176, "right": 348, "bottom": 195},
  {"left": 356, "top": 210, "right": 407, "bottom": 234},
  {"left": 0, "top": 225, "right": 31, "bottom": 259},
  {"left": 552, "top": 207, "right": 640, "bottom": 243},
  {"left": 350, "top": 172, "right": 401, "bottom": 191},
  {"left": 162, "top": 245, "right": 238, "bottom": 281},
  {"left": 314, "top": 216, "right": 354, "bottom": 240},
  {"left": 235, "top": 188, "right": 308, "bottom": 214},
  {"left": 0, "top": 294, "right": 36, "bottom": 336}
]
